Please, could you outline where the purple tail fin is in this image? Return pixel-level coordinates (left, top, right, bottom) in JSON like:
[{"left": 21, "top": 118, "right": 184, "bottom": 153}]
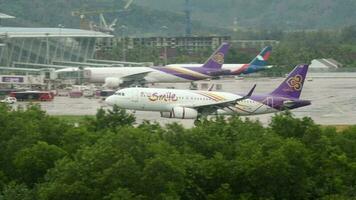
[
  {"left": 271, "top": 64, "right": 309, "bottom": 99},
  {"left": 201, "top": 42, "right": 230, "bottom": 69}
]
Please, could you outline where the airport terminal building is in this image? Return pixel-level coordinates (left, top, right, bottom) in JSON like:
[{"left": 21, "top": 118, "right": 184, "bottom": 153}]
[
  {"left": 0, "top": 27, "right": 113, "bottom": 67},
  {"left": 0, "top": 26, "right": 115, "bottom": 87}
]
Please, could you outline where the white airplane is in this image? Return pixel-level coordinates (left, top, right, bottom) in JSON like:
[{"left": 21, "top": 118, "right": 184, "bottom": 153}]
[
  {"left": 56, "top": 43, "right": 230, "bottom": 88},
  {"left": 56, "top": 45, "right": 272, "bottom": 88},
  {"left": 167, "top": 46, "right": 273, "bottom": 75},
  {"left": 105, "top": 64, "right": 311, "bottom": 119}
]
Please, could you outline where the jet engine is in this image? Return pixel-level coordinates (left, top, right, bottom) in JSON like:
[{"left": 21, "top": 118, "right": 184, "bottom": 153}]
[
  {"left": 104, "top": 77, "right": 123, "bottom": 88},
  {"left": 160, "top": 107, "right": 198, "bottom": 119}
]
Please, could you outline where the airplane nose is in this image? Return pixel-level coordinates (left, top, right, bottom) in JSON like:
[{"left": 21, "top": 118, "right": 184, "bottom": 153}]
[{"left": 105, "top": 96, "right": 116, "bottom": 106}]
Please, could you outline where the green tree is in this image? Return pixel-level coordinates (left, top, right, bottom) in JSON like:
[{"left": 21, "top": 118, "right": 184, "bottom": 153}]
[
  {"left": 0, "top": 182, "right": 35, "bottom": 200},
  {"left": 86, "top": 105, "right": 135, "bottom": 132},
  {"left": 13, "top": 141, "right": 67, "bottom": 186}
]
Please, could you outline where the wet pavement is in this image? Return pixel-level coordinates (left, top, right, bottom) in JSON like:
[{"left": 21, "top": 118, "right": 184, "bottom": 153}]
[{"left": 15, "top": 74, "right": 356, "bottom": 127}]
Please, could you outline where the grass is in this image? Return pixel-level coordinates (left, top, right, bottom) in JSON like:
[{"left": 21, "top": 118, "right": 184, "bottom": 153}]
[
  {"left": 322, "top": 125, "right": 353, "bottom": 132},
  {"left": 53, "top": 115, "right": 95, "bottom": 124}
]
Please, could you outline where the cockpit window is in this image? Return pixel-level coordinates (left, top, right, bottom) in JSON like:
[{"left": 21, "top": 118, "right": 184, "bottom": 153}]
[{"left": 114, "top": 92, "right": 125, "bottom": 96}]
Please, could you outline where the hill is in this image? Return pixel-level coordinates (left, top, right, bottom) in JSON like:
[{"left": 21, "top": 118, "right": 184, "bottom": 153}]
[
  {"left": 1, "top": 0, "right": 355, "bottom": 36},
  {"left": 0, "top": 0, "right": 221, "bottom": 36},
  {"left": 135, "top": 0, "right": 356, "bottom": 30}
]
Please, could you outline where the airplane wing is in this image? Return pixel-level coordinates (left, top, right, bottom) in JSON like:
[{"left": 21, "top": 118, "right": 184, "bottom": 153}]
[
  {"left": 121, "top": 71, "right": 152, "bottom": 81},
  {"left": 192, "top": 84, "right": 256, "bottom": 115}
]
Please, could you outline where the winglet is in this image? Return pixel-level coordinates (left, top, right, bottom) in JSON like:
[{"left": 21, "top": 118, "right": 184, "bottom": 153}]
[
  {"left": 207, "top": 84, "right": 215, "bottom": 91},
  {"left": 246, "top": 84, "right": 257, "bottom": 98},
  {"left": 235, "top": 84, "right": 256, "bottom": 102}
]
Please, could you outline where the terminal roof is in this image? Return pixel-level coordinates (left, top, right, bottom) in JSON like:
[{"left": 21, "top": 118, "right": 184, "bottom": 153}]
[
  {"left": 0, "top": 27, "right": 113, "bottom": 38},
  {"left": 0, "top": 67, "right": 42, "bottom": 72},
  {"left": 0, "top": 13, "right": 15, "bottom": 19}
]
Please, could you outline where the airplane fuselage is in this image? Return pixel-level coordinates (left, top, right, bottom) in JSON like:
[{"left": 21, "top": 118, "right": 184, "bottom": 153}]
[
  {"left": 105, "top": 64, "right": 311, "bottom": 119},
  {"left": 86, "top": 66, "right": 216, "bottom": 84},
  {"left": 105, "top": 87, "right": 295, "bottom": 117},
  {"left": 167, "top": 64, "right": 273, "bottom": 75}
]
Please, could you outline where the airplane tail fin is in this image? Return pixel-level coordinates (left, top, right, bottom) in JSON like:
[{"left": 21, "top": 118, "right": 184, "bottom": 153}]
[
  {"left": 202, "top": 42, "right": 230, "bottom": 69},
  {"left": 231, "top": 46, "right": 272, "bottom": 75},
  {"left": 249, "top": 46, "right": 272, "bottom": 66},
  {"left": 270, "top": 64, "right": 309, "bottom": 99}
]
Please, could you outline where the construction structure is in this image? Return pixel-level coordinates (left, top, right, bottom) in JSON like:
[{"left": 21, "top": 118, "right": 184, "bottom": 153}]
[
  {"left": 71, "top": 0, "right": 134, "bottom": 34},
  {"left": 231, "top": 40, "right": 280, "bottom": 49},
  {"left": 111, "top": 35, "right": 231, "bottom": 52}
]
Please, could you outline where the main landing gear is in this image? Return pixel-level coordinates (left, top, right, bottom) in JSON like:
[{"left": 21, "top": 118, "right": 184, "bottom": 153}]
[{"left": 189, "top": 82, "right": 198, "bottom": 90}]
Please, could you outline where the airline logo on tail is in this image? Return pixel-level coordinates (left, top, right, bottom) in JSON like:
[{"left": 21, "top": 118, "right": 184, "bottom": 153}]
[
  {"left": 256, "top": 50, "right": 271, "bottom": 61},
  {"left": 231, "top": 46, "right": 272, "bottom": 75},
  {"left": 202, "top": 42, "right": 230, "bottom": 69},
  {"left": 287, "top": 75, "right": 303, "bottom": 91},
  {"left": 212, "top": 52, "right": 224, "bottom": 64},
  {"left": 270, "top": 64, "right": 309, "bottom": 99}
]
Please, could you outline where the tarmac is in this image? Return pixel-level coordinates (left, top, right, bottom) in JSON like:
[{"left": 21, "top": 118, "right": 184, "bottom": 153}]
[{"left": 15, "top": 74, "right": 356, "bottom": 127}]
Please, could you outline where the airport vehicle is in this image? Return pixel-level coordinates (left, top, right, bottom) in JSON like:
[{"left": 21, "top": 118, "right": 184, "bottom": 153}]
[
  {"left": 105, "top": 64, "right": 310, "bottom": 119},
  {"left": 0, "top": 96, "right": 17, "bottom": 104},
  {"left": 10, "top": 91, "right": 54, "bottom": 101},
  {"left": 167, "top": 46, "right": 273, "bottom": 75}
]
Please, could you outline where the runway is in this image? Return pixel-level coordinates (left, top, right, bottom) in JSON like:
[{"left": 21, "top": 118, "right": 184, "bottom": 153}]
[{"left": 15, "top": 75, "right": 356, "bottom": 127}]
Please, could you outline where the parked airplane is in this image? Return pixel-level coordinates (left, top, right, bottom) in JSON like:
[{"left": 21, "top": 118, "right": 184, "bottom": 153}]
[
  {"left": 105, "top": 64, "right": 311, "bottom": 119},
  {"left": 78, "top": 43, "right": 231, "bottom": 88},
  {"left": 167, "top": 46, "right": 273, "bottom": 75}
]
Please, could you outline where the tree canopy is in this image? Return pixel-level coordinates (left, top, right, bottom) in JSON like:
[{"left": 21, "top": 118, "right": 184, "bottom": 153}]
[{"left": 0, "top": 104, "right": 355, "bottom": 199}]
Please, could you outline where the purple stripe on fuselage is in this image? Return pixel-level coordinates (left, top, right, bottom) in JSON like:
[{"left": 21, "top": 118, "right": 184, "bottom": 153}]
[
  {"left": 151, "top": 67, "right": 202, "bottom": 81},
  {"left": 185, "top": 67, "right": 224, "bottom": 76},
  {"left": 242, "top": 94, "right": 311, "bottom": 111},
  {"left": 151, "top": 66, "right": 220, "bottom": 81}
]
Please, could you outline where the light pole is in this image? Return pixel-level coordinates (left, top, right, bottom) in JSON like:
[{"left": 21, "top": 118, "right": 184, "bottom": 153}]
[
  {"left": 58, "top": 24, "right": 65, "bottom": 60},
  {"left": 120, "top": 25, "right": 128, "bottom": 61},
  {"left": 0, "top": 33, "right": 6, "bottom": 66},
  {"left": 160, "top": 26, "right": 168, "bottom": 66},
  {"left": 45, "top": 33, "right": 50, "bottom": 64}
]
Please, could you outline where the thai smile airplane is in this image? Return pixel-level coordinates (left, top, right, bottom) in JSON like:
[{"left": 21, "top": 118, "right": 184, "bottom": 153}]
[{"left": 105, "top": 64, "right": 311, "bottom": 119}]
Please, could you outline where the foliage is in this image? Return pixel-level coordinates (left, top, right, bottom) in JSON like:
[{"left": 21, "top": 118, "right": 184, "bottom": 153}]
[
  {"left": 84, "top": 105, "right": 136, "bottom": 132},
  {"left": 100, "top": 28, "right": 356, "bottom": 67},
  {"left": 0, "top": 182, "right": 34, "bottom": 200},
  {"left": 0, "top": 104, "right": 356, "bottom": 199}
]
